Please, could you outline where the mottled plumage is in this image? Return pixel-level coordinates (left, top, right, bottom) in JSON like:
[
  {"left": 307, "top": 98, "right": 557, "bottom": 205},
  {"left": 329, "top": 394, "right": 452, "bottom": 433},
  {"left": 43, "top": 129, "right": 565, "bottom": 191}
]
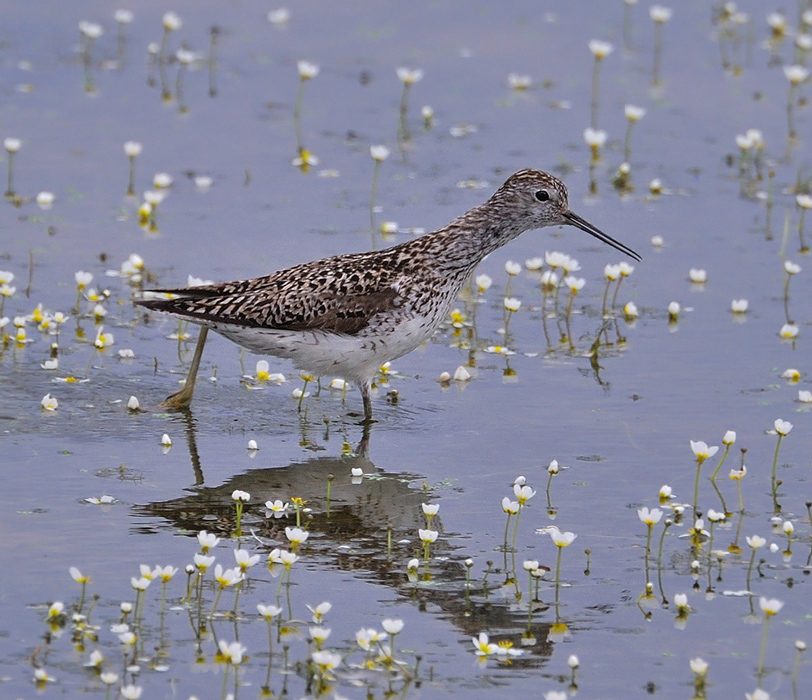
[{"left": 138, "top": 169, "right": 640, "bottom": 421}]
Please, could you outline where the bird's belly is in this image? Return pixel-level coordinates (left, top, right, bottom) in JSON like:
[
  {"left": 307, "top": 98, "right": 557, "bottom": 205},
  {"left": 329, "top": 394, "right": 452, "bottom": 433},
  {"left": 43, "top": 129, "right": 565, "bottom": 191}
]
[{"left": 212, "top": 315, "right": 434, "bottom": 383}]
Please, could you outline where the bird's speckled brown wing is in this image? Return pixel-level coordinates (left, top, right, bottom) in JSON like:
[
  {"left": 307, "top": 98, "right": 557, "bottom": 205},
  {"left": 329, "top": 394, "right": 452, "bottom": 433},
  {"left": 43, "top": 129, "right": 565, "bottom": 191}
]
[{"left": 137, "top": 250, "right": 406, "bottom": 335}]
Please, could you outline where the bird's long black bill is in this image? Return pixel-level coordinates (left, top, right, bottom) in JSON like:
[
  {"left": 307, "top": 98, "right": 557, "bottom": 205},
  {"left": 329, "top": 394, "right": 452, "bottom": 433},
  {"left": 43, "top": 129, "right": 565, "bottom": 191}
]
[{"left": 563, "top": 210, "right": 641, "bottom": 261}]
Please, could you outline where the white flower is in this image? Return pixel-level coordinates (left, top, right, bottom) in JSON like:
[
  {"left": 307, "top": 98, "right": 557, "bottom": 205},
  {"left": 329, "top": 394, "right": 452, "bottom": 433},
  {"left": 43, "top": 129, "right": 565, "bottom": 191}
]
[
  {"left": 588, "top": 40, "right": 613, "bottom": 58},
  {"left": 689, "top": 657, "right": 708, "bottom": 675},
  {"left": 650, "top": 5, "right": 673, "bottom": 23},
  {"left": 731, "top": 299, "right": 748, "bottom": 313},
  {"left": 194, "top": 554, "right": 215, "bottom": 571},
  {"left": 396, "top": 67, "right": 423, "bottom": 84},
  {"left": 746, "top": 535, "right": 766, "bottom": 549},
  {"left": 784, "top": 260, "right": 801, "bottom": 275},
  {"left": 472, "top": 632, "right": 498, "bottom": 656},
  {"left": 583, "top": 128, "right": 607, "bottom": 148},
  {"left": 624, "top": 301, "right": 639, "bottom": 318},
  {"left": 382, "top": 618, "right": 404, "bottom": 634},
  {"left": 513, "top": 483, "right": 536, "bottom": 504},
  {"left": 267, "top": 8, "right": 291, "bottom": 25},
  {"left": 176, "top": 48, "right": 198, "bottom": 65},
  {"left": 674, "top": 593, "right": 689, "bottom": 609},
  {"left": 779, "top": 322, "right": 799, "bottom": 339},
  {"left": 124, "top": 141, "right": 142, "bottom": 157},
  {"left": 370, "top": 145, "right": 390, "bottom": 161},
  {"left": 688, "top": 268, "right": 707, "bottom": 283},
  {"left": 547, "top": 459, "right": 559, "bottom": 474},
  {"left": 745, "top": 689, "right": 771, "bottom": 700},
  {"left": 502, "top": 497, "right": 519, "bottom": 515},
  {"left": 3, "top": 137, "right": 21, "bottom": 153},
  {"left": 257, "top": 603, "right": 283, "bottom": 619},
  {"left": 525, "top": 256, "right": 544, "bottom": 270},
  {"left": 782, "top": 368, "right": 800, "bottom": 381},
  {"left": 127, "top": 396, "right": 140, "bottom": 411},
  {"left": 422, "top": 503, "right": 439, "bottom": 516},
  {"left": 659, "top": 485, "right": 673, "bottom": 498},
  {"left": 75, "top": 270, "right": 93, "bottom": 289},
  {"left": 231, "top": 489, "right": 250, "bottom": 503},
  {"left": 505, "top": 260, "right": 522, "bottom": 276},
  {"left": 604, "top": 263, "right": 621, "bottom": 280},
  {"left": 218, "top": 640, "right": 247, "bottom": 664},
  {"left": 162, "top": 12, "right": 182, "bottom": 31},
  {"left": 507, "top": 73, "right": 532, "bottom": 90},
  {"left": 475, "top": 274, "right": 492, "bottom": 292},
  {"left": 690, "top": 440, "right": 718, "bottom": 460},
  {"left": 78, "top": 21, "right": 104, "bottom": 39},
  {"left": 638, "top": 507, "right": 663, "bottom": 525},
  {"left": 285, "top": 526, "right": 309, "bottom": 546},
  {"left": 667, "top": 301, "right": 680, "bottom": 318},
  {"left": 453, "top": 365, "right": 471, "bottom": 381},
  {"left": 651, "top": 234, "right": 664, "bottom": 246},
  {"left": 100, "top": 671, "right": 118, "bottom": 685},
  {"left": 784, "top": 64, "right": 809, "bottom": 85},
  {"left": 194, "top": 175, "right": 213, "bottom": 189},
  {"left": 311, "top": 650, "right": 341, "bottom": 669},
  {"left": 783, "top": 520, "right": 794, "bottom": 535},
  {"left": 160, "top": 433, "right": 172, "bottom": 447},
  {"left": 759, "top": 597, "right": 784, "bottom": 616},
  {"left": 503, "top": 297, "right": 521, "bottom": 312},
  {"left": 197, "top": 531, "right": 220, "bottom": 552},
  {"left": 309, "top": 626, "right": 331, "bottom": 642},
  {"left": 543, "top": 692, "right": 567, "bottom": 700},
  {"left": 120, "top": 685, "right": 142, "bottom": 700},
  {"left": 797, "top": 34, "right": 812, "bottom": 51},
  {"left": 153, "top": 172, "right": 173, "bottom": 189},
  {"left": 419, "top": 528, "right": 438, "bottom": 543},
  {"left": 265, "top": 499, "right": 288, "bottom": 517},
  {"left": 234, "top": 549, "right": 260, "bottom": 570},
  {"left": 565, "top": 276, "right": 585, "bottom": 292},
  {"left": 798, "top": 390, "right": 812, "bottom": 403},
  {"left": 774, "top": 418, "right": 793, "bottom": 436},
  {"left": 797, "top": 194, "right": 812, "bottom": 210},
  {"left": 567, "top": 654, "right": 579, "bottom": 669},
  {"left": 297, "top": 61, "right": 320, "bottom": 79},
  {"left": 548, "top": 528, "right": 577, "bottom": 547},
  {"left": 115, "top": 10, "right": 134, "bottom": 24},
  {"left": 36, "top": 191, "right": 55, "bottom": 209},
  {"left": 41, "top": 393, "right": 58, "bottom": 411},
  {"left": 624, "top": 105, "right": 646, "bottom": 121}
]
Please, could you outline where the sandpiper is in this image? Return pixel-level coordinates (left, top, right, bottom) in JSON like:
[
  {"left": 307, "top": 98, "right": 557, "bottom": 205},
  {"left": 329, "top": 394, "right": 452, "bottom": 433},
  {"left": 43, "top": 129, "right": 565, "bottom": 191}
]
[{"left": 138, "top": 169, "right": 640, "bottom": 422}]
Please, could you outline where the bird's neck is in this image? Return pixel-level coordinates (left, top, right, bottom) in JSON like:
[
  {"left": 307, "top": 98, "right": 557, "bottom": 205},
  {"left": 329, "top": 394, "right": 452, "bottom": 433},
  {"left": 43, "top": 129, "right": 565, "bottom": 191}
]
[{"left": 429, "top": 201, "right": 530, "bottom": 275}]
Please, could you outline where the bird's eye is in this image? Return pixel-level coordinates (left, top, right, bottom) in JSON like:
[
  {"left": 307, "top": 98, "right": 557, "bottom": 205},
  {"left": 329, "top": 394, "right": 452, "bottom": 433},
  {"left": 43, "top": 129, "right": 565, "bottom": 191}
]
[{"left": 534, "top": 190, "right": 550, "bottom": 202}]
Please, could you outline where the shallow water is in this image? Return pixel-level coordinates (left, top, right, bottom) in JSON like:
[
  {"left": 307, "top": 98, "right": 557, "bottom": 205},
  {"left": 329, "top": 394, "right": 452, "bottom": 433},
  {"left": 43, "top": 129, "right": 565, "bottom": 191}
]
[{"left": 1, "top": 1, "right": 811, "bottom": 698}]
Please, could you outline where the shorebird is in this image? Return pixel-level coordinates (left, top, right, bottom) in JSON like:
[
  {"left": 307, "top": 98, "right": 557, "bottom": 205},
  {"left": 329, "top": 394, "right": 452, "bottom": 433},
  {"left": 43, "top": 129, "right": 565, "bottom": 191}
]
[{"left": 138, "top": 169, "right": 640, "bottom": 423}]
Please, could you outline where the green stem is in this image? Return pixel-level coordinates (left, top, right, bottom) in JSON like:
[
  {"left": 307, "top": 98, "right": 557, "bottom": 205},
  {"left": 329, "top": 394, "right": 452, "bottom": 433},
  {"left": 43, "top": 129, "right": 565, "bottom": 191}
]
[
  {"left": 746, "top": 549, "right": 756, "bottom": 591},
  {"left": 771, "top": 435, "right": 784, "bottom": 495},
  {"left": 693, "top": 457, "right": 704, "bottom": 516},
  {"left": 709, "top": 444, "right": 731, "bottom": 481},
  {"left": 554, "top": 546, "right": 563, "bottom": 608}
]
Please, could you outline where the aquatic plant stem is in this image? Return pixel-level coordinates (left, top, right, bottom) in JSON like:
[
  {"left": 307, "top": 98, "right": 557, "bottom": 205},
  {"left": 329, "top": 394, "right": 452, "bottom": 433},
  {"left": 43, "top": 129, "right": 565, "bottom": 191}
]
[
  {"left": 756, "top": 614, "right": 773, "bottom": 677},
  {"left": 709, "top": 444, "right": 731, "bottom": 481}
]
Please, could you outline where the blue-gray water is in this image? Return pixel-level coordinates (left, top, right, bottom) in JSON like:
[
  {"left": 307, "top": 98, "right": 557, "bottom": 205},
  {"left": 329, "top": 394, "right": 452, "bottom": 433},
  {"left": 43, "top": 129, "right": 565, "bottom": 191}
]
[{"left": 1, "top": 1, "right": 810, "bottom": 698}]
